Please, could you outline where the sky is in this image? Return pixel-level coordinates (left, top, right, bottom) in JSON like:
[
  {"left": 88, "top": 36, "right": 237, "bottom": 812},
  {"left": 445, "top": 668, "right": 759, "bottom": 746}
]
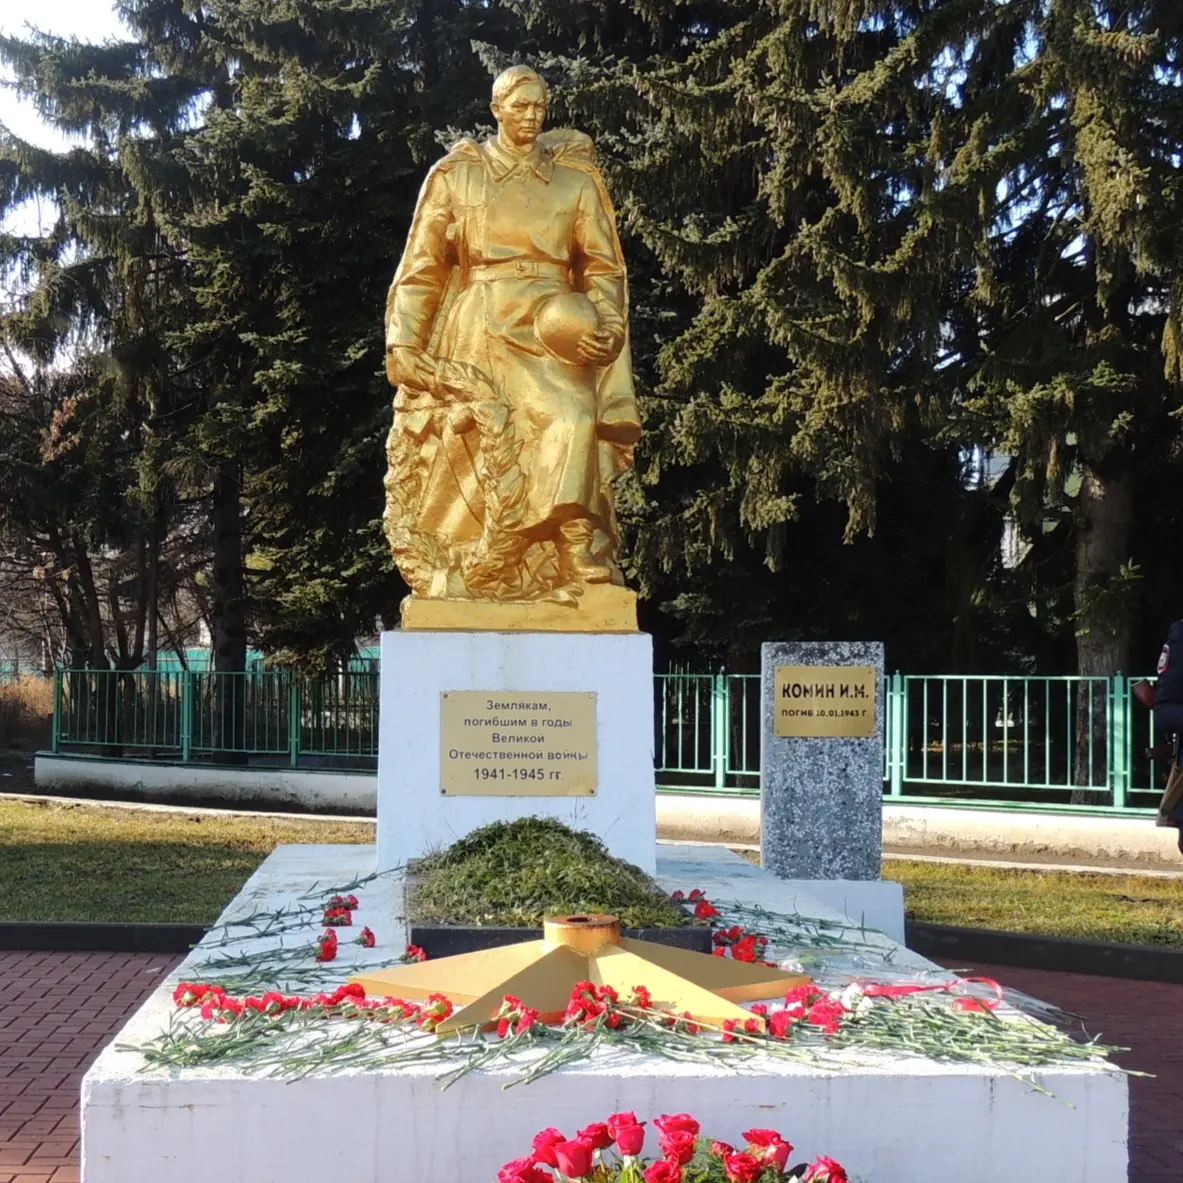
[
  {"left": 0, "top": 0, "right": 127, "bottom": 151},
  {"left": 0, "top": 2, "right": 128, "bottom": 236}
]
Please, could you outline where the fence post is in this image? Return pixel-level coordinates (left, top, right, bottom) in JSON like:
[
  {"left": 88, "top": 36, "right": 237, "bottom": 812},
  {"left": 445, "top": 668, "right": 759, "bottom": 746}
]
[
  {"left": 180, "top": 669, "right": 193, "bottom": 764},
  {"left": 887, "top": 672, "right": 904, "bottom": 797},
  {"left": 289, "top": 676, "right": 301, "bottom": 769},
  {"left": 1110, "top": 674, "right": 1129, "bottom": 810},
  {"left": 51, "top": 668, "right": 62, "bottom": 754},
  {"left": 711, "top": 674, "right": 729, "bottom": 791}
]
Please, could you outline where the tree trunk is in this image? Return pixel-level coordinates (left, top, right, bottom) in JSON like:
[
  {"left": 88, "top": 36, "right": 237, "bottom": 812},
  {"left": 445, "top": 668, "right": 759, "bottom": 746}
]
[
  {"left": 1071, "top": 466, "right": 1134, "bottom": 805},
  {"left": 147, "top": 510, "right": 160, "bottom": 672},
  {"left": 211, "top": 461, "right": 247, "bottom": 761}
]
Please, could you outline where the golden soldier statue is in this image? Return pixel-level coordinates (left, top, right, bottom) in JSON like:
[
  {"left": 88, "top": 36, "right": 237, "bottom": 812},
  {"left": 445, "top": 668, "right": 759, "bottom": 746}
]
[{"left": 382, "top": 65, "right": 642, "bottom": 631}]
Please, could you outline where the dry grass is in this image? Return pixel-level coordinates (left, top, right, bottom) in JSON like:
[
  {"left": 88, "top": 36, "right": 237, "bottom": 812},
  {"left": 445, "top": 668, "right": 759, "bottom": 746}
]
[
  {"left": 884, "top": 858, "right": 1183, "bottom": 947},
  {"left": 0, "top": 676, "right": 53, "bottom": 750},
  {"left": 738, "top": 847, "right": 1183, "bottom": 946},
  {"left": 0, "top": 798, "right": 373, "bottom": 923}
]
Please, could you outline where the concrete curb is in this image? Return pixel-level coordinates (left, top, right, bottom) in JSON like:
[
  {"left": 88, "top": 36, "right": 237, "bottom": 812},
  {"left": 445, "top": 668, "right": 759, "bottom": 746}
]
[
  {"left": 0, "top": 922, "right": 208, "bottom": 954},
  {"left": 3, "top": 918, "right": 1181, "bottom": 985},
  {"left": 907, "top": 922, "right": 1183, "bottom": 985},
  {"left": 886, "top": 803, "right": 1179, "bottom": 869}
]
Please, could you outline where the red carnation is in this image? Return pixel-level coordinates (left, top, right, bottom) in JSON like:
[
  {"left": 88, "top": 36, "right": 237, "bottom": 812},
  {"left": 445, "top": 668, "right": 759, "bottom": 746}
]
[
  {"left": 732, "top": 934, "right": 760, "bottom": 962},
  {"left": 644, "top": 1162, "right": 682, "bottom": 1183},
  {"left": 552, "top": 1138, "right": 594, "bottom": 1178},
  {"left": 322, "top": 905, "right": 353, "bottom": 926},
  {"left": 723, "top": 1153, "right": 767, "bottom": 1183},
  {"left": 405, "top": 944, "right": 428, "bottom": 962},
  {"left": 710, "top": 1142, "right": 735, "bottom": 1158},
  {"left": 315, "top": 929, "right": 338, "bottom": 962},
  {"left": 631, "top": 985, "right": 653, "bottom": 1010},
  {"left": 415, "top": 992, "right": 453, "bottom": 1033},
  {"left": 357, "top": 926, "right": 376, "bottom": 948},
  {"left": 694, "top": 900, "right": 720, "bottom": 920},
  {"left": 784, "top": 984, "right": 823, "bottom": 1008},
  {"left": 806, "top": 999, "right": 846, "bottom": 1034},
  {"left": 173, "top": 982, "right": 222, "bottom": 1007}
]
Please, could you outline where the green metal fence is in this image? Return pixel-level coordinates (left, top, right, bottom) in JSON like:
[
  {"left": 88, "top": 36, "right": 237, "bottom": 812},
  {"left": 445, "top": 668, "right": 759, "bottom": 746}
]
[
  {"left": 652, "top": 671, "right": 1163, "bottom": 813},
  {"left": 52, "top": 668, "right": 379, "bottom": 766},
  {"left": 50, "top": 667, "right": 1168, "bottom": 813},
  {"left": 653, "top": 672, "right": 761, "bottom": 794},
  {"left": 880, "top": 673, "right": 1160, "bottom": 813}
]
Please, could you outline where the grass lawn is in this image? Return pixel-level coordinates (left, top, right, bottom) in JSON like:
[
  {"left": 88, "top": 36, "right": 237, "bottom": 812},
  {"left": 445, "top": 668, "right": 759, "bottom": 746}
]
[
  {"left": 0, "top": 798, "right": 373, "bottom": 924},
  {"left": 4, "top": 797, "right": 1183, "bottom": 946},
  {"left": 884, "top": 858, "right": 1183, "bottom": 947}
]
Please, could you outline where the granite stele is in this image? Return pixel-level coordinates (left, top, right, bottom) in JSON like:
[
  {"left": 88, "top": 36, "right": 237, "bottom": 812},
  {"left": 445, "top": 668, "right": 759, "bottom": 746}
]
[{"left": 79, "top": 64, "right": 1129, "bottom": 1183}]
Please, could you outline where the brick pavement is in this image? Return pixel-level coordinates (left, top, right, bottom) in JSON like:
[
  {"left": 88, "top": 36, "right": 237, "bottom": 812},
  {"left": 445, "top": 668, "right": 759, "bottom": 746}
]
[
  {"left": 0, "top": 952, "right": 181, "bottom": 1183},
  {"left": 937, "top": 960, "right": 1183, "bottom": 1181},
  {"left": 0, "top": 951, "right": 1178, "bottom": 1180}
]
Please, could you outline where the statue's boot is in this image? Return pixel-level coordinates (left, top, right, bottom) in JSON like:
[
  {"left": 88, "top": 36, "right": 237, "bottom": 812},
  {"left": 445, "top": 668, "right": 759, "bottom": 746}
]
[{"left": 557, "top": 519, "right": 612, "bottom": 584}]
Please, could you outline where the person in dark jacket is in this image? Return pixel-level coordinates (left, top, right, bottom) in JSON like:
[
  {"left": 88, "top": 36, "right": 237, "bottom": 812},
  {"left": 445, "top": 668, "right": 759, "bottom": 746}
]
[{"left": 1152, "top": 620, "right": 1183, "bottom": 848}]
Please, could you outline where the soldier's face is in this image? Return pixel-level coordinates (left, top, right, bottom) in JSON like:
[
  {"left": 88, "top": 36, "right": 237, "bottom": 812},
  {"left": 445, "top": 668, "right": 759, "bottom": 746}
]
[{"left": 492, "top": 82, "right": 547, "bottom": 148}]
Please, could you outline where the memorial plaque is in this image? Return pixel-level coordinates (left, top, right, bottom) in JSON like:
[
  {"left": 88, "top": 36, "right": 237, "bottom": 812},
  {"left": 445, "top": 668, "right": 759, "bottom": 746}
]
[
  {"left": 439, "top": 691, "right": 597, "bottom": 796},
  {"left": 773, "top": 665, "right": 877, "bottom": 738}
]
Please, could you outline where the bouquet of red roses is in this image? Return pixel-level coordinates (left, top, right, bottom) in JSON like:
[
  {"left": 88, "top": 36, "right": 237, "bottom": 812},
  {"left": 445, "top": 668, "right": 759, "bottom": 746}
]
[{"left": 499, "top": 1113, "right": 847, "bottom": 1183}]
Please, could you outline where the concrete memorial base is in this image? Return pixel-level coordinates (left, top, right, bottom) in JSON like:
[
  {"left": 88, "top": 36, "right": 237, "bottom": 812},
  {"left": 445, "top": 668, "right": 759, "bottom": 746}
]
[
  {"left": 377, "top": 629, "right": 656, "bottom": 874},
  {"left": 760, "top": 641, "right": 885, "bottom": 881},
  {"left": 82, "top": 845, "right": 1128, "bottom": 1183}
]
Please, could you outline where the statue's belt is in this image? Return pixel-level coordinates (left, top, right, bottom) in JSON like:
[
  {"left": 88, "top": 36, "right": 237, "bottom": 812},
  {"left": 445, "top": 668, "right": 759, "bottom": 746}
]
[{"left": 464, "top": 259, "right": 571, "bottom": 284}]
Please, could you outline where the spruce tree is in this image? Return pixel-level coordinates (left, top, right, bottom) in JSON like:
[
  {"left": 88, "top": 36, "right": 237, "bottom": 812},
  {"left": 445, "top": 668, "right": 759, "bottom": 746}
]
[
  {"left": 492, "top": 2, "right": 981, "bottom": 662},
  {"left": 168, "top": 0, "right": 509, "bottom": 666},
  {"left": 2, "top": 1, "right": 514, "bottom": 672},
  {"left": 0, "top": 19, "right": 202, "bottom": 670},
  {"left": 507, "top": 2, "right": 1183, "bottom": 681}
]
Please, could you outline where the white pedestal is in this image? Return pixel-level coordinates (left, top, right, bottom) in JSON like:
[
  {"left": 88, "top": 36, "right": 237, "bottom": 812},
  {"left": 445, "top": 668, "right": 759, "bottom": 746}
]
[
  {"left": 81, "top": 845, "right": 1129, "bottom": 1183},
  {"left": 377, "top": 630, "right": 657, "bottom": 873},
  {"left": 774, "top": 879, "right": 905, "bottom": 944}
]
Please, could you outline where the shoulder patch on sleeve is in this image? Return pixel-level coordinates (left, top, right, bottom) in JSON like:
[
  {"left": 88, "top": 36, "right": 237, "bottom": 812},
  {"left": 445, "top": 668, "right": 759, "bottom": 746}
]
[{"left": 433, "top": 138, "right": 482, "bottom": 174}]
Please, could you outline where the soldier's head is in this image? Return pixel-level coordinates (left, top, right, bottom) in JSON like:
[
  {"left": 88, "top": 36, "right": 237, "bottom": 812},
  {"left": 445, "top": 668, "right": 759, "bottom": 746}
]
[{"left": 491, "top": 65, "right": 548, "bottom": 149}]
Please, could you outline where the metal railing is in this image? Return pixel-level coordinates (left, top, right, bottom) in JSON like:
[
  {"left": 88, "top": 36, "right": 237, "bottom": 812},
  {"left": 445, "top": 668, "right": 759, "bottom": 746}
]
[
  {"left": 52, "top": 668, "right": 379, "bottom": 767},
  {"left": 880, "top": 673, "right": 1160, "bottom": 813},
  {"left": 50, "top": 667, "right": 1168, "bottom": 813},
  {"left": 653, "top": 672, "right": 760, "bottom": 793},
  {"left": 652, "top": 671, "right": 1163, "bottom": 813}
]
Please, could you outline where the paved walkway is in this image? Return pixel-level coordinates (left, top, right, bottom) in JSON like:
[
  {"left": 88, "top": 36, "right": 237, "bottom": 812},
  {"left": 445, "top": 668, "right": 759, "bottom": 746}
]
[
  {"left": 0, "top": 951, "right": 1178, "bottom": 1180},
  {"left": 942, "top": 960, "right": 1183, "bottom": 1181},
  {"left": 0, "top": 952, "right": 181, "bottom": 1183}
]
